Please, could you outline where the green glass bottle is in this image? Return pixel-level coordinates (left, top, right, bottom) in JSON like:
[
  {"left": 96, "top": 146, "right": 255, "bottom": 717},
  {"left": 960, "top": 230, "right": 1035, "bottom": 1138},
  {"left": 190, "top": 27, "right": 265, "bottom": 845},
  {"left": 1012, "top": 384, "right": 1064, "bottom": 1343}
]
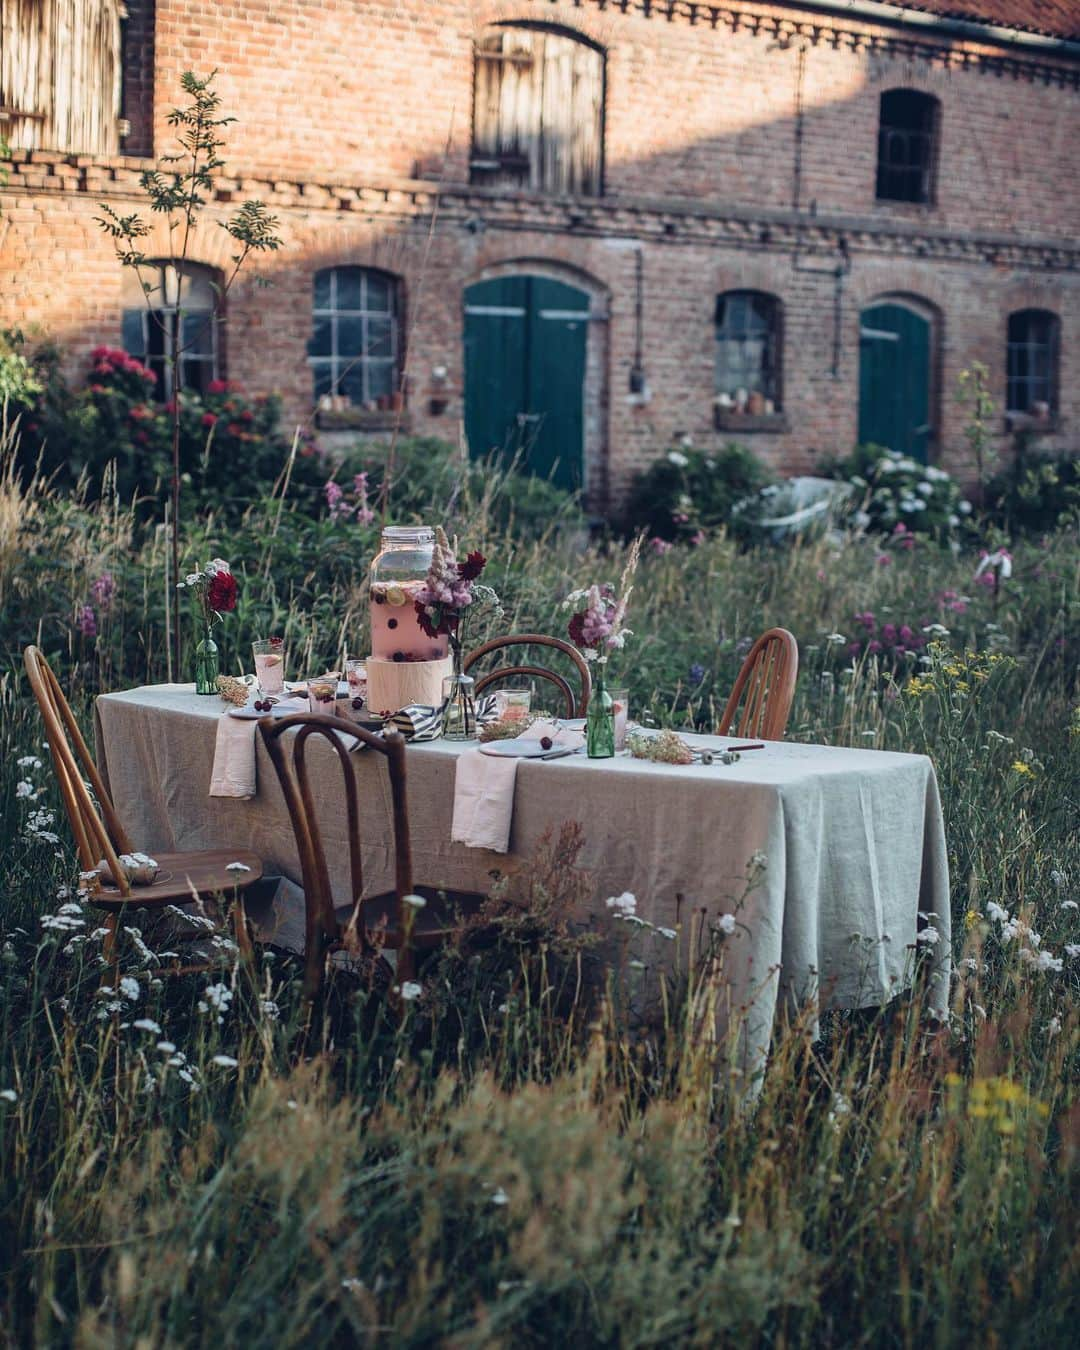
[
  {"left": 586, "top": 664, "right": 615, "bottom": 759},
  {"left": 194, "top": 625, "right": 220, "bottom": 695}
]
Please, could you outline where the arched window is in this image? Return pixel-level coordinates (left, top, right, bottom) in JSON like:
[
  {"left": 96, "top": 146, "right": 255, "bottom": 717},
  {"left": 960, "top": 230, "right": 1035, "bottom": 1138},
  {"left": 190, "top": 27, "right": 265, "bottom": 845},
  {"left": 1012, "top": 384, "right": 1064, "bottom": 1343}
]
[
  {"left": 308, "top": 267, "right": 402, "bottom": 408},
  {"left": 121, "top": 261, "right": 221, "bottom": 400},
  {"left": 1007, "top": 309, "right": 1060, "bottom": 415},
  {"left": 471, "top": 24, "right": 604, "bottom": 196},
  {"left": 715, "top": 291, "right": 782, "bottom": 409},
  {"left": 876, "top": 89, "right": 940, "bottom": 204}
]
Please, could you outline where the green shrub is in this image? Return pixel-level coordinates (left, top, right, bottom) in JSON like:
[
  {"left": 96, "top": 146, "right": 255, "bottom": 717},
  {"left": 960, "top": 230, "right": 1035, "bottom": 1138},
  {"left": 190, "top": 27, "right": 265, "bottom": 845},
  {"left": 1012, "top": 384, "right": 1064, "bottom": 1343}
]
[
  {"left": 986, "top": 449, "right": 1080, "bottom": 535},
  {"left": 820, "top": 443, "right": 968, "bottom": 539},
  {"left": 626, "top": 442, "right": 774, "bottom": 543}
]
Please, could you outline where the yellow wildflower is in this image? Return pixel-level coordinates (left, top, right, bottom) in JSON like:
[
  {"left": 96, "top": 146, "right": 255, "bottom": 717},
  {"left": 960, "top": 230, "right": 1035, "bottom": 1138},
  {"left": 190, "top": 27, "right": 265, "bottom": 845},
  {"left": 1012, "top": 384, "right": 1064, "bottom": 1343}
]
[{"left": 1011, "top": 760, "right": 1035, "bottom": 778}]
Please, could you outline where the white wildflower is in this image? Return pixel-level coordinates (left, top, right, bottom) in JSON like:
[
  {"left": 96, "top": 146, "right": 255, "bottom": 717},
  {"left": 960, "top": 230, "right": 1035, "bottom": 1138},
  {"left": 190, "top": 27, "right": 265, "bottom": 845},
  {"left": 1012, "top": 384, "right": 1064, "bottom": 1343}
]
[
  {"left": 491, "top": 1187, "right": 509, "bottom": 1206},
  {"left": 1066, "top": 945, "right": 1080, "bottom": 960},
  {"left": 156, "top": 1041, "right": 177, "bottom": 1054},
  {"left": 16, "top": 756, "right": 42, "bottom": 770},
  {"left": 827, "top": 1092, "right": 852, "bottom": 1129},
  {"left": 667, "top": 450, "right": 689, "bottom": 468},
  {"left": 1050, "top": 870, "right": 1066, "bottom": 889},
  {"left": 716, "top": 913, "right": 736, "bottom": 936},
  {"left": 225, "top": 861, "right": 251, "bottom": 873},
  {"left": 259, "top": 998, "right": 280, "bottom": 1021},
  {"left": 605, "top": 891, "right": 637, "bottom": 917},
  {"left": 985, "top": 901, "right": 1010, "bottom": 924},
  {"left": 657, "top": 926, "right": 677, "bottom": 940},
  {"left": 399, "top": 981, "right": 422, "bottom": 1002},
  {"left": 402, "top": 894, "right": 427, "bottom": 909},
  {"left": 1061, "top": 900, "right": 1078, "bottom": 913},
  {"left": 16, "top": 780, "right": 38, "bottom": 799},
  {"left": 1047, "top": 1017, "right": 1062, "bottom": 1037},
  {"left": 131, "top": 1018, "right": 161, "bottom": 1034},
  {"left": 211, "top": 1054, "right": 238, "bottom": 1068},
  {"left": 119, "top": 976, "right": 141, "bottom": 1002},
  {"left": 0, "top": 1089, "right": 17, "bottom": 1103}
]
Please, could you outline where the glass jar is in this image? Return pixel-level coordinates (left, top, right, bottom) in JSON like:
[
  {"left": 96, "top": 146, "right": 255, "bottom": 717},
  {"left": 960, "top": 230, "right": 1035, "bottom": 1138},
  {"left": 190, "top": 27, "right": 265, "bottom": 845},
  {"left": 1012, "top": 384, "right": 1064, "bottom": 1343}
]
[{"left": 368, "top": 526, "right": 449, "bottom": 663}]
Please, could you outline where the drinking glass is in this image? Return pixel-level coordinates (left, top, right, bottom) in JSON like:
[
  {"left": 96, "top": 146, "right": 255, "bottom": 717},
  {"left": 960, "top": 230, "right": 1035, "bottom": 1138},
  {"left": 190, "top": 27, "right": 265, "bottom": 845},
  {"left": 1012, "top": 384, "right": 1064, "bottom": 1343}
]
[
  {"left": 308, "top": 674, "right": 338, "bottom": 716},
  {"left": 494, "top": 688, "right": 532, "bottom": 724},
  {"left": 610, "top": 688, "right": 630, "bottom": 751},
  {"left": 345, "top": 659, "right": 368, "bottom": 717},
  {"left": 252, "top": 638, "right": 286, "bottom": 697}
]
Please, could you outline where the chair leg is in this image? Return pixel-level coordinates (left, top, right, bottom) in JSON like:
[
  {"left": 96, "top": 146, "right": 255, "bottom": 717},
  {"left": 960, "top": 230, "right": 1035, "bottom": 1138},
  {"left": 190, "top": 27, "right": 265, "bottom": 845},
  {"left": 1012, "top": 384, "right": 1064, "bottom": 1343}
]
[{"left": 100, "top": 912, "right": 119, "bottom": 989}]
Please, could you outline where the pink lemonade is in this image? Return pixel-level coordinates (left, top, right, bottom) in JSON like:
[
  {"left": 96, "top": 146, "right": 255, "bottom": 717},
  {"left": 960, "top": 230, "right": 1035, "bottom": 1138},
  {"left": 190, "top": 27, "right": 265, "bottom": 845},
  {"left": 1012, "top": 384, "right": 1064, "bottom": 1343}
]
[
  {"left": 370, "top": 579, "right": 448, "bottom": 662},
  {"left": 253, "top": 650, "right": 285, "bottom": 695},
  {"left": 611, "top": 692, "right": 629, "bottom": 751}
]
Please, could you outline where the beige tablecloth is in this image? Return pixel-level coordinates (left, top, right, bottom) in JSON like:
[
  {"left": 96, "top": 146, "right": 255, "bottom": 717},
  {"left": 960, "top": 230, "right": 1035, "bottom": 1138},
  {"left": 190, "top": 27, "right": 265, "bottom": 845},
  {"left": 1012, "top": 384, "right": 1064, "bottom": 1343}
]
[{"left": 95, "top": 685, "right": 951, "bottom": 1085}]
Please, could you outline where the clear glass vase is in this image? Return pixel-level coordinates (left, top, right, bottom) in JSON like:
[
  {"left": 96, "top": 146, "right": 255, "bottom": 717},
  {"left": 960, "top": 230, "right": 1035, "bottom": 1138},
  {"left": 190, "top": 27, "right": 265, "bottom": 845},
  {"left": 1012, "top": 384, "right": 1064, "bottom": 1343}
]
[
  {"left": 441, "top": 648, "right": 476, "bottom": 740},
  {"left": 194, "top": 625, "right": 220, "bottom": 695},
  {"left": 586, "top": 664, "right": 615, "bottom": 759}
]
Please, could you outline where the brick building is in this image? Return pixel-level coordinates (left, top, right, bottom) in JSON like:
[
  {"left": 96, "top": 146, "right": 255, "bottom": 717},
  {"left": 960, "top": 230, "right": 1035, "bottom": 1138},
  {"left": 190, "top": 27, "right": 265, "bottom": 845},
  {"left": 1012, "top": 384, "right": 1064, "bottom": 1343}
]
[{"left": 1, "top": 0, "right": 1078, "bottom": 509}]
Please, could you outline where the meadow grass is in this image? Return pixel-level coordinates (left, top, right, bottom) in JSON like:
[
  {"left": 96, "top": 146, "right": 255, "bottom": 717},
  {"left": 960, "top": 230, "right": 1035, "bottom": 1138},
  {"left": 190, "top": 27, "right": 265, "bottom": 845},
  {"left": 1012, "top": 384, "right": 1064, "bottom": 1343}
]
[{"left": 0, "top": 440, "right": 1077, "bottom": 1346}]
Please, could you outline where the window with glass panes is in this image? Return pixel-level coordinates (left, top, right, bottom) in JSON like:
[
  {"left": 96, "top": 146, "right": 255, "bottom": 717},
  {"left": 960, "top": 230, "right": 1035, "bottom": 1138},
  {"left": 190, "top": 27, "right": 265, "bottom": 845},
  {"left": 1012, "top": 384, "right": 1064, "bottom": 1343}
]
[
  {"left": 876, "top": 89, "right": 939, "bottom": 205},
  {"left": 309, "top": 267, "right": 401, "bottom": 407},
  {"left": 121, "top": 262, "right": 220, "bottom": 400},
  {"left": 1007, "top": 310, "right": 1060, "bottom": 414},
  {"left": 715, "top": 291, "right": 782, "bottom": 407}
]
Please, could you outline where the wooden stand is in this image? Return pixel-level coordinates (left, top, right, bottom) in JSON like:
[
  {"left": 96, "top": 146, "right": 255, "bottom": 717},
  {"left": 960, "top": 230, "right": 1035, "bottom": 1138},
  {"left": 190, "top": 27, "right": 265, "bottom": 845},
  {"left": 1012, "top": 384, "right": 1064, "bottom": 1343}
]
[{"left": 366, "top": 655, "right": 453, "bottom": 717}]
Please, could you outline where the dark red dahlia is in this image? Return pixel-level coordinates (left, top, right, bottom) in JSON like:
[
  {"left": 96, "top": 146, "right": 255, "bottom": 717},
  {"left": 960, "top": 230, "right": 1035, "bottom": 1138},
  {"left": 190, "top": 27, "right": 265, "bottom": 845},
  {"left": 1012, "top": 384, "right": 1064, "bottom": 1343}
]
[
  {"left": 458, "top": 550, "right": 487, "bottom": 583},
  {"left": 206, "top": 570, "right": 238, "bottom": 614}
]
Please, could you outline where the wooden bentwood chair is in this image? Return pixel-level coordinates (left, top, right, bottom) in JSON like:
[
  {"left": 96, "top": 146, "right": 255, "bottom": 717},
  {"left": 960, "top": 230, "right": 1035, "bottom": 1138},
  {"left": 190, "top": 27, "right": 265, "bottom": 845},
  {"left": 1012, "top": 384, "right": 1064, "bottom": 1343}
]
[
  {"left": 23, "top": 646, "right": 262, "bottom": 971},
  {"left": 259, "top": 713, "right": 486, "bottom": 1001},
  {"left": 463, "top": 633, "right": 592, "bottom": 718},
  {"left": 717, "top": 628, "right": 799, "bottom": 741}
]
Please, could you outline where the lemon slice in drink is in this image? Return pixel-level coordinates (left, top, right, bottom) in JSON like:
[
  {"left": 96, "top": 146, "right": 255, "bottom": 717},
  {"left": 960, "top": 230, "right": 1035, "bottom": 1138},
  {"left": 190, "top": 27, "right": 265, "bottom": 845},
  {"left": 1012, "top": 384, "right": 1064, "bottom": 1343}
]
[{"left": 385, "top": 584, "right": 407, "bottom": 606}]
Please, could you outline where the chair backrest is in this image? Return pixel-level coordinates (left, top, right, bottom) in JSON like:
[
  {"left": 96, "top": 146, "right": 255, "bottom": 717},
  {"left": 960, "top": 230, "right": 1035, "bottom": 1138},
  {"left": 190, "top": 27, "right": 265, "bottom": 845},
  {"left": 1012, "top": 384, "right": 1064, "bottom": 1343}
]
[
  {"left": 717, "top": 628, "right": 799, "bottom": 741},
  {"left": 23, "top": 646, "right": 134, "bottom": 894},
  {"left": 258, "top": 713, "right": 413, "bottom": 993},
  {"left": 463, "top": 633, "right": 592, "bottom": 717}
]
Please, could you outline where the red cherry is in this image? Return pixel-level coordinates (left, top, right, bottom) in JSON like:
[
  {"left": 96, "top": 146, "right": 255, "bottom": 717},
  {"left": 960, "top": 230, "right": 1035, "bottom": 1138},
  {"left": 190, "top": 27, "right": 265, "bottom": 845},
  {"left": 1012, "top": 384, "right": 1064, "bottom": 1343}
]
[
  {"left": 540, "top": 736, "right": 553, "bottom": 750},
  {"left": 392, "top": 652, "right": 404, "bottom": 662},
  {"left": 352, "top": 697, "right": 364, "bottom": 710},
  {"left": 387, "top": 618, "right": 398, "bottom": 629}
]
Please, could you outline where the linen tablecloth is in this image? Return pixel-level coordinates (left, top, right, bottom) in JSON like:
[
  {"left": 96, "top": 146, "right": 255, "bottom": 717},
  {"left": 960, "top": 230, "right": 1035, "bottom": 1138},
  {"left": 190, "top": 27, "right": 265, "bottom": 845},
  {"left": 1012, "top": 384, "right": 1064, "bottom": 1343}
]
[{"left": 95, "top": 685, "right": 951, "bottom": 1085}]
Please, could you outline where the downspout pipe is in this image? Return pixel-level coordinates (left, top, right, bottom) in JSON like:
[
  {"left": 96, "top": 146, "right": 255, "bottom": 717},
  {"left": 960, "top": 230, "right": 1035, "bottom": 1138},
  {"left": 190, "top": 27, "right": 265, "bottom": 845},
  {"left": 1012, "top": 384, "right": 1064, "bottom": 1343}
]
[{"left": 793, "top": 2, "right": 1080, "bottom": 60}]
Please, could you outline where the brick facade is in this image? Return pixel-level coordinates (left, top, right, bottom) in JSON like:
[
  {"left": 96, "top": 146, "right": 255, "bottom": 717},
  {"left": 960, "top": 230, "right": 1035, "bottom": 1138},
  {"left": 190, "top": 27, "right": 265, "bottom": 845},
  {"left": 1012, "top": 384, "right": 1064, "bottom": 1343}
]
[{"left": 2, "top": 0, "right": 1078, "bottom": 508}]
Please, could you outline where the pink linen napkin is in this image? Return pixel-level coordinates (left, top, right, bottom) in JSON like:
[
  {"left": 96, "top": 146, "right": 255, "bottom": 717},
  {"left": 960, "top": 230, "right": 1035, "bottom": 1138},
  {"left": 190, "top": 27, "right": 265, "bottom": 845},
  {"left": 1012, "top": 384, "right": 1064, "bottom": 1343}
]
[
  {"left": 208, "top": 697, "right": 308, "bottom": 799},
  {"left": 451, "top": 720, "right": 585, "bottom": 853}
]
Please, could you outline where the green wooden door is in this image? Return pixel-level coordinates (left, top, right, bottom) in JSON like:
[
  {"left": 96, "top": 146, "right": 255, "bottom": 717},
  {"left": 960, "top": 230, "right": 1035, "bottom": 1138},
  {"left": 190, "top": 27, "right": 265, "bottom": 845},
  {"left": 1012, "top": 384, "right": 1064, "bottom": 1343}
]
[
  {"left": 858, "top": 303, "right": 932, "bottom": 462},
  {"left": 464, "top": 275, "right": 588, "bottom": 490}
]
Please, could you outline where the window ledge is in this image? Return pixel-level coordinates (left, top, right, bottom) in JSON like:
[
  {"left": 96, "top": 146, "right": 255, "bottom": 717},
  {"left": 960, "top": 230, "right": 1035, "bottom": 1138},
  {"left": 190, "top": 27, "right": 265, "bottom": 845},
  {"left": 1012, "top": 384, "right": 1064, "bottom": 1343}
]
[
  {"left": 714, "top": 410, "right": 789, "bottom": 434},
  {"left": 315, "top": 408, "right": 412, "bottom": 432},
  {"left": 1005, "top": 412, "right": 1060, "bottom": 434}
]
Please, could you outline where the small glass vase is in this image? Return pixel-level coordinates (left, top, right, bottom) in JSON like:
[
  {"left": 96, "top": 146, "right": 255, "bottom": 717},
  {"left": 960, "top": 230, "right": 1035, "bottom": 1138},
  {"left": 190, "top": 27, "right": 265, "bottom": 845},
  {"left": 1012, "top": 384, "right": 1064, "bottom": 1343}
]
[
  {"left": 194, "top": 625, "right": 220, "bottom": 695},
  {"left": 586, "top": 664, "right": 615, "bottom": 759},
  {"left": 441, "top": 671, "right": 476, "bottom": 741}
]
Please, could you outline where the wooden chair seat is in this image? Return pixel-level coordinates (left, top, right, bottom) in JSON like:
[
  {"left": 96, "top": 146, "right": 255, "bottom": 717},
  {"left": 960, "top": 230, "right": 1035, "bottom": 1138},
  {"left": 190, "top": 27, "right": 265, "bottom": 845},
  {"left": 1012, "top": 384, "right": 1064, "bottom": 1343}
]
[
  {"left": 357, "top": 884, "right": 485, "bottom": 949},
  {"left": 88, "top": 848, "right": 265, "bottom": 909},
  {"left": 23, "top": 645, "right": 264, "bottom": 971}
]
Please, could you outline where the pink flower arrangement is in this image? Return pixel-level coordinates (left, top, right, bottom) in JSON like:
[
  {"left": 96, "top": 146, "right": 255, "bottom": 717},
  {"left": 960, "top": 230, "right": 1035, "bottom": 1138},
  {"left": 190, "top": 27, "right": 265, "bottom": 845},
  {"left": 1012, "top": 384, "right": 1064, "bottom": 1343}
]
[
  {"left": 414, "top": 527, "right": 492, "bottom": 651},
  {"left": 563, "top": 537, "right": 642, "bottom": 663}
]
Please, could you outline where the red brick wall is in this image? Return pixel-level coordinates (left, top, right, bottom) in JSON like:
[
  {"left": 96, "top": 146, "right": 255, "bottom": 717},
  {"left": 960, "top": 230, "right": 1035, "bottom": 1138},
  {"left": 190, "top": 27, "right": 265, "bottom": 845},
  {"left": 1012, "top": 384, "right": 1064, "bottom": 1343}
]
[{"left": 2, "top": 0, "right": 1078, "bottom": 508}]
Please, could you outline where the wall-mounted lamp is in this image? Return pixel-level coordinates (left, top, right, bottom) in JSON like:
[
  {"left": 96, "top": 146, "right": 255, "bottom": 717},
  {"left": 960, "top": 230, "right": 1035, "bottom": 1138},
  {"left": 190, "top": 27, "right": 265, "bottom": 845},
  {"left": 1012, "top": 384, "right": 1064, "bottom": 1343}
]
[
  {"left": 429, "top": 364, "right": 451, "bottom": 416},
  {"left": 627, "top": 247, "right": 651, "bottom": 403}
]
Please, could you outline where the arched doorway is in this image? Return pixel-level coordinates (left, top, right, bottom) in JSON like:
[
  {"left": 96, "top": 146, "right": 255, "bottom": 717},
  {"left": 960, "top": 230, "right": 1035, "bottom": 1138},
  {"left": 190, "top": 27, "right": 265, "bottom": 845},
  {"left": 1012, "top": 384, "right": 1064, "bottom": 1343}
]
[
  {"left": 858, "top": 298, "right": 936, "bottom": 461},
  {"left": 463, "top": 272, "right": 590, "bottom": 492}
]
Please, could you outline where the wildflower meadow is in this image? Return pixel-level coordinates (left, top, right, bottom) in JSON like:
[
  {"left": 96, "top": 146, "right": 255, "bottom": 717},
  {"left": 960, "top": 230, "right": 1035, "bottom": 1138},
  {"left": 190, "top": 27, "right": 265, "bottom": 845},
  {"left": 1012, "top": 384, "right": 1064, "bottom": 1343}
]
[{"left": 1, "top": 415, "right": 1078, "bottom": 1346}]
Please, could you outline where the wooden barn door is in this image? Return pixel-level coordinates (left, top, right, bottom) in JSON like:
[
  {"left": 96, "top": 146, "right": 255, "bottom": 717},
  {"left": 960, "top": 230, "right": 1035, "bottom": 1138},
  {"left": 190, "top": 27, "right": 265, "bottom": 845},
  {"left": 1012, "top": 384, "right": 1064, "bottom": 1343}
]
[
  {"left": 858, "top": 302, "right": 933, "bottom": 462},
  {"left": 464, "top": 275, "right": 588, "bottom": 491}
]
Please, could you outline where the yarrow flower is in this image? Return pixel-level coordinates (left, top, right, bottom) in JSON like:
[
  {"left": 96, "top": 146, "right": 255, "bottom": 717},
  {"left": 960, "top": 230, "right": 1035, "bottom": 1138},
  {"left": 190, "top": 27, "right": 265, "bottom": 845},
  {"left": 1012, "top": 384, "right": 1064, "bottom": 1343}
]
[
  {"left": 716, "top": 913, "right": 736, "bottom": 936},
  {"left": 399, "top": 981, "right": 422, "bottom": 1001},
  {"left": 605, "top": 891, "right": 637, "bottom": 917}
]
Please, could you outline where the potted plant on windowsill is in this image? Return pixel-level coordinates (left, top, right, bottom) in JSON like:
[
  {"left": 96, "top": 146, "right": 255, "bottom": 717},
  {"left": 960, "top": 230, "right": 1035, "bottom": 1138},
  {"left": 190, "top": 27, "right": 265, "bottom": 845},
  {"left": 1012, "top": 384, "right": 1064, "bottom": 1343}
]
[{"left": 713, "top": 394, "right": 788, "bottom": 434}]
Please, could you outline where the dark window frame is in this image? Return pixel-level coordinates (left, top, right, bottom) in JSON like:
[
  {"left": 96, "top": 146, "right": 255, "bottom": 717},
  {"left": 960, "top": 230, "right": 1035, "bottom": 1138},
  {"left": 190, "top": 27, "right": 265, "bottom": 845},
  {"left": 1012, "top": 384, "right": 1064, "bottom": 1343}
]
[
  {"left": 876, "top": 89, "right": 940, "bottom": 206},
  {"left": 1006, "top": 309, "right": 1060, "bottom": 415},
  {"left": 715, "top": 290, "right": 783, "bottom": 410},
  {"left": 121, "top": 260, "right": 221, "bottom": 401},
  {"left": 308, "top": 265, "right": 404, "bottom": 409}
]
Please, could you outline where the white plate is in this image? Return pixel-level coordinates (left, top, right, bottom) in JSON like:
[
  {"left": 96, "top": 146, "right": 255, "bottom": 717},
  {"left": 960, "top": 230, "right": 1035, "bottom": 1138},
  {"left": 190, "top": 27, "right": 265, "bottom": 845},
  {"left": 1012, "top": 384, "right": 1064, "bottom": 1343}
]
[
  {"left": 479, "top": 739, "right": 574, "bottom": 759},
  {"left": 228, "top": 699, "right": 309, "bottom": 720}
]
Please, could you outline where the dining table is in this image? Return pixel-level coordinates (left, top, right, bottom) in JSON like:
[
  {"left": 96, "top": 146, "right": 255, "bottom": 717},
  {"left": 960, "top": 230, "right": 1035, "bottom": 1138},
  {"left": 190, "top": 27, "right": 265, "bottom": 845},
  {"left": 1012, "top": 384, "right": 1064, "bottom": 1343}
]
[{"left": 94, "top": 684, "right": 952, "bottom": 1089}]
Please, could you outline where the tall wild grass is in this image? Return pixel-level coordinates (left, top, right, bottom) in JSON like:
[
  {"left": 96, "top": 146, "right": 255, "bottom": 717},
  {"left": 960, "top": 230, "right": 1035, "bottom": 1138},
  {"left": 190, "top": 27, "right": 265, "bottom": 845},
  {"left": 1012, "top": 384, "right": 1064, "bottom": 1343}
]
[{"left": 0, "top": 428, "right": 1077, "bottom": 1345}]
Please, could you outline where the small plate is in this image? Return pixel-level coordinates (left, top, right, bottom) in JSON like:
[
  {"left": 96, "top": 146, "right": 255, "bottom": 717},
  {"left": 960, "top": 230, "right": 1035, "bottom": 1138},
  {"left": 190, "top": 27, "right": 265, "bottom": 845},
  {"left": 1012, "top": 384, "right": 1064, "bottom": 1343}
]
[{"left": 479, "top": 739, "right": 574, "bottom": 759}]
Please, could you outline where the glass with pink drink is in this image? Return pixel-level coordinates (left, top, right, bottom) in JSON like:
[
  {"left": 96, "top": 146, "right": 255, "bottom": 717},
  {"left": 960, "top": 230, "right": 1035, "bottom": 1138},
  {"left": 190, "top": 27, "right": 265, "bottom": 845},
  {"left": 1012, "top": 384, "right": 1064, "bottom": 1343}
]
[
  {"left": 252, "top": 638, "right": 286, "bottom": 697},
  {"left": 610, "top": 688, "right": 629, "bottom": 751}
]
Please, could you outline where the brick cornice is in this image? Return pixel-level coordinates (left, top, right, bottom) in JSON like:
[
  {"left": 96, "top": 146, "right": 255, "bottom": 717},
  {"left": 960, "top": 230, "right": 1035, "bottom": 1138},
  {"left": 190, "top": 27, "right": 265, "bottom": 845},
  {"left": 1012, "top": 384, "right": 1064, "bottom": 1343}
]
[
  {"left": 525, "top": 0, "right": 1080, "bottom": 84},
  {"left": 3, "top": 151, "right": 1077, "bottom": 272}
]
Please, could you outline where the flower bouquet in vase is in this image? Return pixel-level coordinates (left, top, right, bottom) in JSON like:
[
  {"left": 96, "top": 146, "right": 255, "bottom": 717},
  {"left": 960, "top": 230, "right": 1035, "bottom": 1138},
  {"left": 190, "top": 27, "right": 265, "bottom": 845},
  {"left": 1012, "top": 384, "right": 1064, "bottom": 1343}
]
[
  {"left": 564, "top": 538, "right": 641, "bottom": 758},
  {"left": 414, "top": 527, "right": 501, "bottom": 739},
  {"left": 177, "top": 559, "right": 239, "bottom": 694}
]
